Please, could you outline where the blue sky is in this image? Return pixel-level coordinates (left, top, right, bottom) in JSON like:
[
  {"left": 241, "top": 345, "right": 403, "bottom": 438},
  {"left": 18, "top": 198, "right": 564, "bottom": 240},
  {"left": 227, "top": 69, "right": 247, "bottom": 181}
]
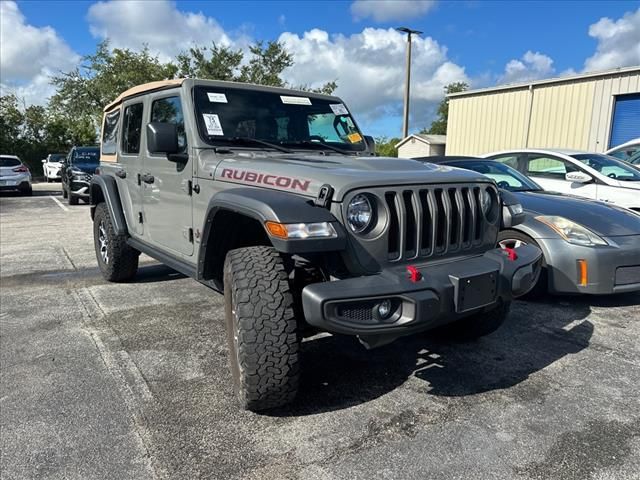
[{"left": 3, "top": 0, "right": 640, "bottom": 137}]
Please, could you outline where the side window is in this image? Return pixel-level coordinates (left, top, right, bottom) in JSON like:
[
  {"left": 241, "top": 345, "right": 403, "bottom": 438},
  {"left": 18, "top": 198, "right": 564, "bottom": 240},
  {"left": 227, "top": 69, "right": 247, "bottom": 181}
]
[
  {"left": 526, "top": 154, "right": 577, "bottom": 178},
  {"left": 122, "top": 103, "right": 144, "bottom": 154},
  {"left": 151, "top": 96, "right": 187, "bottom": 153},
  {"left": 489, "top": 155, "right": 520, "bottom": 169},
  {"left": 102, "top": 110, "right": 120, "bottom": 155}
]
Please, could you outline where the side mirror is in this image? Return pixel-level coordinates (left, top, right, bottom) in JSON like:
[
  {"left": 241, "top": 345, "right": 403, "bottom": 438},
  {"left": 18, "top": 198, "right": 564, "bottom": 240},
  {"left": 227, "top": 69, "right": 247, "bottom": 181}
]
[
  {"left": 565, "top": 171, "right": 592, "bottom": 183},
  {"left": 41, "top": 159, "right": 46, "bottom": 163},
  {"left": 363, "top": 135, "right": 376, "bottom": 154},
  {"left": 500, "top": 190, "right": 526, "bottom": 228},
  {"left": 147, "top": 122, "right": 179, "bottom": 155}
]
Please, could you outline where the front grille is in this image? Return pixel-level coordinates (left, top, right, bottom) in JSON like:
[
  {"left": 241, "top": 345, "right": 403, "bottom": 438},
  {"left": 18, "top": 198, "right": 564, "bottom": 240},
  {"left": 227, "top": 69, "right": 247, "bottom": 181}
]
[
  {"left": 615, "top": 265, "right": 640, "bottom": 286},
  {"left": 384, "top": 186, "right": 487, "bottom": 262}
]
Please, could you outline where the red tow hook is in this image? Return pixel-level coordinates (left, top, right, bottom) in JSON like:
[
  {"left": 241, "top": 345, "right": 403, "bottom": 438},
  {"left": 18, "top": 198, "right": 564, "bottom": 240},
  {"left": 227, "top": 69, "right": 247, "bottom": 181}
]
[
  {"left": 502, "top": 247, "right": 518, "bottom": 261},
  {"left": 407, "top": 265, "right": 422, "bottom": 283}
]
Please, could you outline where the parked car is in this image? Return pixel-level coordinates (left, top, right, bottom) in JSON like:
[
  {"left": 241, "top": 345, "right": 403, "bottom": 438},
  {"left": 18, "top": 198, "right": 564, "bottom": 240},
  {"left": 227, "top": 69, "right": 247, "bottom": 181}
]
[
  {"left": 482, "top": 148, "right": 640, "bottom": 211},
  {"left": 41, "top": 153, "right": 66, "bottom": 182},
  {"left": 61, "top": 146, "right": 100, "bottom": 205},
  {"left": 89, "top": 78, "right": 542, "bottom": 411},
  {"left": 606, "top": 137, "right": 640, "bottom": 162},
  {"left": 419, "top": 156, "right": 640, "bottom": 295},
  {"left": 0, "top": 155, "right": 32, "bottom": 195}
]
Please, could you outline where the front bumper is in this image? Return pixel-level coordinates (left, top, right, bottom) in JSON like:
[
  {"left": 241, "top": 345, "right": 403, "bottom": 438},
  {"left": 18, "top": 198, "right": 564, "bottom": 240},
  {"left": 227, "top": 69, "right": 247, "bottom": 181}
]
[
  {"left": 543, "top": 235, "right": 640, "bottom": 294},
  {"left": 302, "top": 244, "right": 542, "bottom": 337},
  {"left": 70, "top": 176, "right": 91, "bottom": 197}
]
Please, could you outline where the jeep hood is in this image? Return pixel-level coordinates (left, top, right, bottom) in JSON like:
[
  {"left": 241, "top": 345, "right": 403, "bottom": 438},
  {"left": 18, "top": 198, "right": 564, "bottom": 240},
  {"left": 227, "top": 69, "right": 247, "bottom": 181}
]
[{"left": 202, "top": 152, "right": 492, "bottom": 201}]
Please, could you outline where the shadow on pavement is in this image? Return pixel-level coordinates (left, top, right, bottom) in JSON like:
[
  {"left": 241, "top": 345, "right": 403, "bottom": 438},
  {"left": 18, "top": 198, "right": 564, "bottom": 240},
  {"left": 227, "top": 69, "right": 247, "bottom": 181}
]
[
  {"left": 132, "top": 264, "right": 187, "bottom": 283},
  {"left": 270, "top": 298, "right": 594, "bottom": 416}
]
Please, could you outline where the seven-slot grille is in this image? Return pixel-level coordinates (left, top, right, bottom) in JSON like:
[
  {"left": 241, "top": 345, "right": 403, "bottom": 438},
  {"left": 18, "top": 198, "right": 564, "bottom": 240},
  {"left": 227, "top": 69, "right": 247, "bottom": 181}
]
[{"left": 384, "top": 185, "right": 490, "bottom": 262}]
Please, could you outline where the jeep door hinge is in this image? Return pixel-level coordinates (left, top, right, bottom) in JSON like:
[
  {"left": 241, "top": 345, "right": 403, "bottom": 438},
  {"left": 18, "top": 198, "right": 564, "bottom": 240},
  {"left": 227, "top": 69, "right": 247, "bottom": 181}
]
[
  {"left": 188, "top": 228, "right": 194, "bottom": 243},
  {"left": 187, "top": 180, "right": 200, "bottom": 196},
  {"left": 138, "top": 212, "right": 143, "bottom": 224}
]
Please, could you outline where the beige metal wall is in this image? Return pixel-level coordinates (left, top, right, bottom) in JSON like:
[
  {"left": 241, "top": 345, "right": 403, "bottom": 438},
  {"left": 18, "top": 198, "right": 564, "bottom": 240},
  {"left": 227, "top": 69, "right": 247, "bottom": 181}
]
[
  {"left": 397, "top": 140, "right": 443, "bottom": 158},
  {"left": 446, "top": 68, "right": 640, "bottom": 155}
]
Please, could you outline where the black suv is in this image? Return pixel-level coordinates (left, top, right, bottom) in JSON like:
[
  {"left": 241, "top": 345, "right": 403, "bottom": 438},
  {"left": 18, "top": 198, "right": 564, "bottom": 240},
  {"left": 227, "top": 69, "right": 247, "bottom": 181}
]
[{"left": 61, "top": 146, "right": 100, "bottom": 205}]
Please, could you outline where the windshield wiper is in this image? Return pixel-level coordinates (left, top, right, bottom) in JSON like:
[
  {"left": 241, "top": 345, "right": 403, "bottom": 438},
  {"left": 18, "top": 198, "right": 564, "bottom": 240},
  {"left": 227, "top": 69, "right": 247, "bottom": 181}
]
[
  {"left": 225, "top": 137, "right": 293, "bottom": 153},
  {"left": 286, "top": 140, "right": 352, "bottom": 155}
]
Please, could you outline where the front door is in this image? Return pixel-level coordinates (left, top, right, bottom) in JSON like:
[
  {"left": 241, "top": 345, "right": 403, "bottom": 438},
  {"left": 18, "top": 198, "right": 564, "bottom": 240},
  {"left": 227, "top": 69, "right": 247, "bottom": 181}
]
[
  {"left": 524, "top": 153, "right": 598, "bottom": 199},
  {"left": 141, "top": 92, "right": 194, "bottom": 256}
]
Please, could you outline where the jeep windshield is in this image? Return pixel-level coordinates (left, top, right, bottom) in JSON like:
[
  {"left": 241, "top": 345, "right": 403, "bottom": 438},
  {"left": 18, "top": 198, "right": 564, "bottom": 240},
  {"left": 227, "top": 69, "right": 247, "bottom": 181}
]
[{"left": 193, "top": 86, "right": 366, "bottom": 153}]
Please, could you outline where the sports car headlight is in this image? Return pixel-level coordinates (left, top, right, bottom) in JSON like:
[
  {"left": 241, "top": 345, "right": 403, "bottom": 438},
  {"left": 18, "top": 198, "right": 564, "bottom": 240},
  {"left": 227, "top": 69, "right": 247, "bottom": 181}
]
[
  {"left": 535, "top": 216, "right": 608, "bottom": 246},
  {"left": 347, "top": 194, "right": 373, "bottom": 233}
]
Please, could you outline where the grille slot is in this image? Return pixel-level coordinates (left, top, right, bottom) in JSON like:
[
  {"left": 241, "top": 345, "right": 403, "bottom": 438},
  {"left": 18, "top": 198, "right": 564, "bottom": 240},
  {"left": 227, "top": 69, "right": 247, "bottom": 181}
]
[{"left": 384, "top": 184, "right": 490, "bottom": 262}]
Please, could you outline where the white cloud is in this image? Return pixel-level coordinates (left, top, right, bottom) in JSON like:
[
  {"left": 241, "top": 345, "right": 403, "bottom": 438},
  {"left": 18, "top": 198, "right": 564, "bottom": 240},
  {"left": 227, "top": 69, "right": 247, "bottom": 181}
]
[
  {"left": 351, "top": 0, "right": 436, "bottom": 22},
  {"left": 499, "top": 51, "right": 555, "bottom": 85},
  {"left": 87, "top": 0, "right": 243, "bottom": 61},
  {"left": 279, "top": 28, "right": 468, "bottom": 132},
  {"left": 0, "top": 1, "right": 79, "bottom": 103},
  {"left": 584, "top": 8, "right": 640, "bottom": 72}
]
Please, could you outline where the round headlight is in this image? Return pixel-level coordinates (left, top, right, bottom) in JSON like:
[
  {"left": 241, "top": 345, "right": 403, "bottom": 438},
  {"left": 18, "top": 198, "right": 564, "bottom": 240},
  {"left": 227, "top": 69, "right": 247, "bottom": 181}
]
[
  {"left": 347, "top": 194, "right": 373, "bottom": 233},
  {"left": 480, "top": 188, "right": 493, "bottom": 216}
]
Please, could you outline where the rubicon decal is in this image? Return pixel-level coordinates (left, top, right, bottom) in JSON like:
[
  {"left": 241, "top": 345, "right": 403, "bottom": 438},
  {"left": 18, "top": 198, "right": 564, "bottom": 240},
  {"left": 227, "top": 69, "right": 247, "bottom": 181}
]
[{"left": 220, "top": 168, "right": 311, "bottom": 192}]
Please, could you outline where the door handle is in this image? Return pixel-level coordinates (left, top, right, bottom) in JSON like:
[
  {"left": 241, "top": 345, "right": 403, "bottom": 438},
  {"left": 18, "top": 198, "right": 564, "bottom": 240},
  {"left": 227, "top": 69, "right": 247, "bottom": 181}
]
[
  {"left": 115, "top": 169, "right": 126, "bottom": 179},
  {"left": 141, "top": 173, "right": 155, "bottom": 184}
]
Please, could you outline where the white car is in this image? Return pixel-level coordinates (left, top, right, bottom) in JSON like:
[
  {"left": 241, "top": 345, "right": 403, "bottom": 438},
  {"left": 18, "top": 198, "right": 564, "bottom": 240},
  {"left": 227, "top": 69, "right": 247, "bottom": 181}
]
[
  {"left": 606, "top": 138, "right": 640, "bottom": 162},
  {"left": 0, "top": 155, "right": 32, "bottom": 195},
  {"left": 41, "top": 153, "right": 66, "bottom": 182},
  {"left": 482, "top": 148, "right": 640, "bottom": 212}
]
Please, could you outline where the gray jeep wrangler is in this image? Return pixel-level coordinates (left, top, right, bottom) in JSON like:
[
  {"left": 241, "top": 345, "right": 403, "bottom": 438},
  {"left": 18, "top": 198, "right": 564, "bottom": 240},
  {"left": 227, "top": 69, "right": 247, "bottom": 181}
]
[{"left": 90, "top": 78, "right": 542, "bottom": 411}]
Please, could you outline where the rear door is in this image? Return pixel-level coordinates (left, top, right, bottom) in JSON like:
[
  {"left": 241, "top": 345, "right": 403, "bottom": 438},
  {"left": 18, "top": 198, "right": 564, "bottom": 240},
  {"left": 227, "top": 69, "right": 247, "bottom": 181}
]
[
  {"left": 140, "top": 91, "right": 194, "bottom": 256},
  {"left": 117, "top": 100, "right": 146, "bottom": 236},
  {"left": 523, "top": 153, "right": 597, "bottom": 198}
]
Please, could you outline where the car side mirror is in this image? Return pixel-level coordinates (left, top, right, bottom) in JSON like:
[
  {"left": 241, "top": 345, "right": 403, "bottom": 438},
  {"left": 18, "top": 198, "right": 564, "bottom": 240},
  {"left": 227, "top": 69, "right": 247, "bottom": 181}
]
[
  {"left": 363, "top": 135, "right": 376, "bottom": 154},
  {"left": 500, "top": 190, "right": 525, "bottom": 228},
  {"left": 41, "top": 159, "right": 46, "bottom": 163},
  {"left": 565, "top": 171, "right": 592, "bottom": 183},
  {"left": 147, "top": 122, "right": 179, "bottom": 155}
]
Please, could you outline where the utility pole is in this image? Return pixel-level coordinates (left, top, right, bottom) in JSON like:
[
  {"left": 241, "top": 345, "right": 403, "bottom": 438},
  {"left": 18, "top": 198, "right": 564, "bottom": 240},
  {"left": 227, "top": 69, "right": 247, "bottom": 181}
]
[{"left": 396, "top": 27, "right": 422, "bottom": 139}]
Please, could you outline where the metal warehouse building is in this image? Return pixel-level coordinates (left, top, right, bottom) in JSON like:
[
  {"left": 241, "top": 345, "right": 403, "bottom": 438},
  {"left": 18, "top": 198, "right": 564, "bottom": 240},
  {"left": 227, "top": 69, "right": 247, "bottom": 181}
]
[{"left": 446, "top": 66, "right": 640, "bottom": 156}]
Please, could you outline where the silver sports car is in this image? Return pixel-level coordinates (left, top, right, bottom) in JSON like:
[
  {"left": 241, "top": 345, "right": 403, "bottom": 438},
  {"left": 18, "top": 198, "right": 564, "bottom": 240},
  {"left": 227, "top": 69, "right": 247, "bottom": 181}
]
[{"left": 421, "top": 157, "right": 640, "bottom": 296}]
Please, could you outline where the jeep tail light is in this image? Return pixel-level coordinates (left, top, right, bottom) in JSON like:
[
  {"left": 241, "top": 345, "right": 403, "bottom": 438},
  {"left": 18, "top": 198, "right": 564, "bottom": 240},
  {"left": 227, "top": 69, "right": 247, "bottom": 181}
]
[{"left": 13, "top": 165, "right": 29, "bottom": 173}]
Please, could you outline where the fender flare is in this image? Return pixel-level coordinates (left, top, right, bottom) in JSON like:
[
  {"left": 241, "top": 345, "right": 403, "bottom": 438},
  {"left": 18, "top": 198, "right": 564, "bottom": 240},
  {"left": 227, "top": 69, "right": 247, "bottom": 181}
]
[
  {"left": 90, "top": 175, "right": 128, "bottom": 236},
  {"left": 197, "top": 188, "right": 347, "bottom": 280}
]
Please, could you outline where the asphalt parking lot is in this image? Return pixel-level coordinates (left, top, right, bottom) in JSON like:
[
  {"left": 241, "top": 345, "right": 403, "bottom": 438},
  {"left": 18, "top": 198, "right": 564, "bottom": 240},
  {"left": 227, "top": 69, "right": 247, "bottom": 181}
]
[{"left": 1, "top": 182, "right": 639, "bottom": 480}]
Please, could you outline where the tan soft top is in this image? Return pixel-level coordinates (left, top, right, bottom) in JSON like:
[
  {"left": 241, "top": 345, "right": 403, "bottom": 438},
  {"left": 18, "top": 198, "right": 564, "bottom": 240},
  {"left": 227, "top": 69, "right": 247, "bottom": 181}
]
[{"left": 104, "top": 79, "right": 185, "bottom": 112}]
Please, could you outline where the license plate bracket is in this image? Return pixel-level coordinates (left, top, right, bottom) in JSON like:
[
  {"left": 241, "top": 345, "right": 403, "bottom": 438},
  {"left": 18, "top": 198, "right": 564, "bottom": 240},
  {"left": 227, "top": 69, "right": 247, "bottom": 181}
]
[{"left": 449, "top": 270, "right": 499, "bottom": 313}]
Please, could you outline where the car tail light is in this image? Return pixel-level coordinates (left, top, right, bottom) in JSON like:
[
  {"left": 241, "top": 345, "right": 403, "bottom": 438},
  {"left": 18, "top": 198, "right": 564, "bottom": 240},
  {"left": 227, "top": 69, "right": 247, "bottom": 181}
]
[{"left": 13, "top": 165, "right": 29, "bottom": 173}]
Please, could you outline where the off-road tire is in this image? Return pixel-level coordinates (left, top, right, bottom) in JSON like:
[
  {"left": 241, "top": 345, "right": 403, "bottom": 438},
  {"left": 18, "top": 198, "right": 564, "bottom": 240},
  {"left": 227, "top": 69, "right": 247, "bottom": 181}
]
[
  {"left": 93, "top": 202, "right": 139, "bottom": 282},
  {"left": 62, "top": 186, "right": 68, "bottom": 199},
  {"left": 223, "top": 246, "right": 300, "bottom": 411},
  {"left": 443, "top": 300, "right": 511, "bottom": 341},
  {"left": 497, "top": 230, "right": 548, "bottom": 298}
]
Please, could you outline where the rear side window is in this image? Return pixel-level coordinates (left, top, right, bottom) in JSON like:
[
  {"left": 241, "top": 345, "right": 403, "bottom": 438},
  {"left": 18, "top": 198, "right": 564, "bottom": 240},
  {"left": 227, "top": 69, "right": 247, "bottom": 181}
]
[
  {"left": 102, "top": 110, "right": 120, "bottom": 155},
  {"left": 122, "top": 103, "right": 144, "bottom": 154},
  {"left": 0, "top": 157, "right": 21, "bottom": 167},
  {"left": 489, "top": 154, "right": 520, "bottom": 169},
  {"left": 526, "top": 154, "right": 577, "bottom": 178},
  {"left": 151, "top": 96, "right": 187, "bottom": 153}
]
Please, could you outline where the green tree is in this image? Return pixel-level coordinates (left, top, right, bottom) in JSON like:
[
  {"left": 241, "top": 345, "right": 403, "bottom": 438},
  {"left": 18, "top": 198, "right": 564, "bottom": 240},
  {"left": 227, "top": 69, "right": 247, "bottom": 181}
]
[
  {"left": 423, "top": 81, "right": 469, "bottom": 135},
  {"left": 374, "top": 136, "right": 401, "bottom": 157},
  {"left": 0, "top": 94, "right": 24, "bottom": 154},
  {"left": 176, "top": 43, "right": 243, "bottom": 80},
  {"left": 50, "top": 40, "right": 178, "bottom": 128}
]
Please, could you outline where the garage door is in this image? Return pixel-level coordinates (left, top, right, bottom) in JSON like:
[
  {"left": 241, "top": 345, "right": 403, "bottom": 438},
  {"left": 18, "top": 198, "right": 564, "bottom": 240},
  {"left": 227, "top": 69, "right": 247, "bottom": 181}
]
[{"left": 609, "top": 93, "right": 640, "bottom": 148}]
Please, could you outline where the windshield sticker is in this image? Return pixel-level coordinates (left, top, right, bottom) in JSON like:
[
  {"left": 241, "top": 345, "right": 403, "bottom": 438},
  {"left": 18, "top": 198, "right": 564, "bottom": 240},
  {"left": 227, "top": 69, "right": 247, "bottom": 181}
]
[
  {"left": 280, "top": 95, "right": 312, "bottom": 105},
  {"left": 207, "top": 92, "right": 228, "bottom": 103},
  {"left": 330, "top": 103, "right": 348, "bottom": 116},
  {"left": 347, "top": 132, "right": 362, "bottom": 143},
  {"left": 203, "top": 113, "right": 224, "bottom": 136}
]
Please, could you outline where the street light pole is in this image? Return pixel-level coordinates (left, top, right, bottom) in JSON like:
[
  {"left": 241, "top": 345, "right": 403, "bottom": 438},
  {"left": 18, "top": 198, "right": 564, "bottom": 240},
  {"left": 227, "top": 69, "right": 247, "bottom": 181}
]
[{"left": 396, "top": 27, "right": 422, "bottom": 139}]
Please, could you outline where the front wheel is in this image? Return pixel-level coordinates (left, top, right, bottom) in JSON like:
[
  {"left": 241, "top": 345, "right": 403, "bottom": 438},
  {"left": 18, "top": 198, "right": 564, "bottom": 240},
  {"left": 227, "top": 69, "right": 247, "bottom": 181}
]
[
  {"left": 223, "top": 246, "right": 300, "bottom": 411},
  {"left": 93, "top": 203, "right": 139, "bottom": 282}
]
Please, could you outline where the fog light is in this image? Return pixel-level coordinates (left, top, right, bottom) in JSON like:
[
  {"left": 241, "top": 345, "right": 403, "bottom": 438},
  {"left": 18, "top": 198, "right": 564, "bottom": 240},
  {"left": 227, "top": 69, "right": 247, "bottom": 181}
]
[{"left": 377, "top": 300, "right": 392, "bottom": 319}]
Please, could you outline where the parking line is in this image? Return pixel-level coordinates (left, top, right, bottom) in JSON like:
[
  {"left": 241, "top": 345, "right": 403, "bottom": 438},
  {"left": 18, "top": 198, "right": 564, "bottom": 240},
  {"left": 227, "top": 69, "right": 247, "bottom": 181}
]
[{"left": 50, "top": 195, "right": 69, "bottom": 212}]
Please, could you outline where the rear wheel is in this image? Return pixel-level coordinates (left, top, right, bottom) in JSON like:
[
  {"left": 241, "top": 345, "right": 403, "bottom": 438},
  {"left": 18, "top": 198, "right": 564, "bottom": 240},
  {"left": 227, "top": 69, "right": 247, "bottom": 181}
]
[
  {"left": 93, "top": 203, "right": 139, "bottom": 282},
  {"left": 497, "top": 230, "right": 548, "bottom": 297},
  {"left": 20, "top": 184, "right": 32, "bottom": 196},
  {"left": 223, "top": 246, "right": 300, "bottom": 411},
  {"left": 62, "top": 186, "right": 68, "bottom": 199}
]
